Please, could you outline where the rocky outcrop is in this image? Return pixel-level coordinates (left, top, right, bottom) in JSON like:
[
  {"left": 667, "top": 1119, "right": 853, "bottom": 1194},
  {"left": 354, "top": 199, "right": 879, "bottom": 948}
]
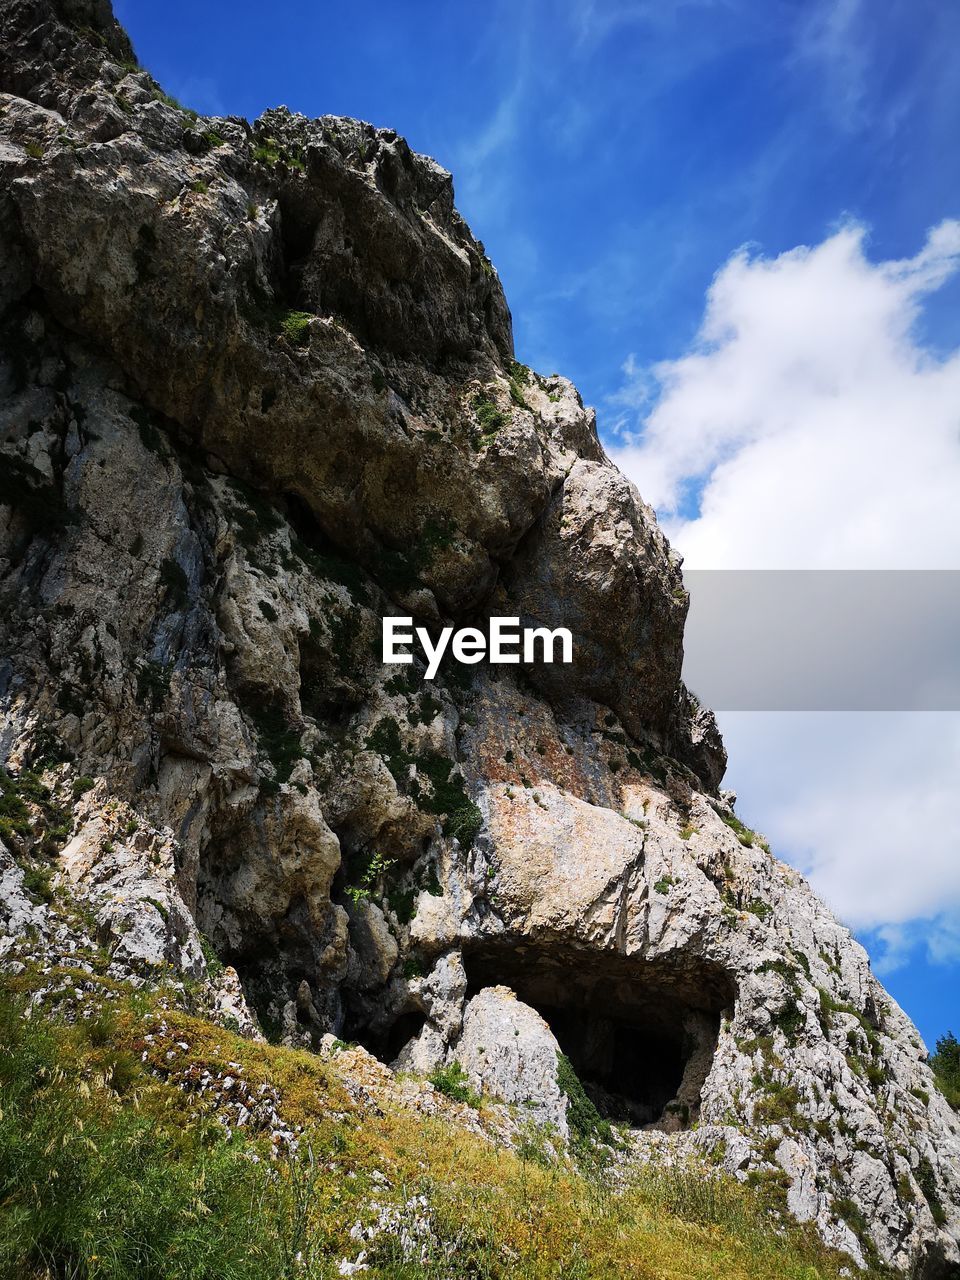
[{"left": 0, "top": 1, "right": 958, "bottom": 1275}]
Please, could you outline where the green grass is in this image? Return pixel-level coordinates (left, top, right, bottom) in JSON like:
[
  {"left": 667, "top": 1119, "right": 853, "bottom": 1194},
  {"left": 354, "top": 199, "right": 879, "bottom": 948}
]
[
  {"left": 153, "top": 89, "right": 198, "bottom": 118},
  {"left": 278, "top": 310, "right": 312, "bottom": 345},
  {"left": 745, "top": 898, "right": 773, "bottom": 922},
  {"left": 0, "top": 992, "right": 320, "bottom": 1279},
  {"left": 753, "top": 1083, "right": 801, "bottom": 1125},
  {"left": 0, "top": 978, "right": 873, "bottom": 1280},
  {"left": 556, "top": 1053, "right": 613, "bottom": 1155},
  {"left": 252, "top": 141, "right": 281, "bottom": 165},
  {"left": 428, "top": 1060, "right": 480, "bottom": 1106},
  {"left": 713, "top": 805, "right": 771, "bottom": 854},
  {"left": 471, "top": 395, "right": 506, "bottom": 449},
  {"left": 365, "top": 718, "right": 483, "bottom": 849}
]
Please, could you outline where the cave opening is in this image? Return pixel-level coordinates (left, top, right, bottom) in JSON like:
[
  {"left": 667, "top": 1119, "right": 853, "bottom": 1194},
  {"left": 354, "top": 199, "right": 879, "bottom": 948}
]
[
  {"left": 383, "top": 1010, "right": 427, "bottom": 1062},
  {"left": 463, "top": 943, "right": 736, "bottom": 1129}
]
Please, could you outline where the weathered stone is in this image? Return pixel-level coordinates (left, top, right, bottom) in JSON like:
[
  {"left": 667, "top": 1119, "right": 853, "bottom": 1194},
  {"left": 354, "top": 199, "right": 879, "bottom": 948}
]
[
  {"left": 454, "top": 985, "right": 568, "bottom": 1137},
  {"left": 0, "top": 2, "right": 957, "bottom": 1272}
]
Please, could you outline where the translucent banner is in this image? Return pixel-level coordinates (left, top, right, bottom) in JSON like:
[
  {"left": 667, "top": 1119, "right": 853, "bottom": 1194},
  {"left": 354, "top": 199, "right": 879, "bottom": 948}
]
[{"left": 681, "top": 570, "right": 960, "bottom": 710}]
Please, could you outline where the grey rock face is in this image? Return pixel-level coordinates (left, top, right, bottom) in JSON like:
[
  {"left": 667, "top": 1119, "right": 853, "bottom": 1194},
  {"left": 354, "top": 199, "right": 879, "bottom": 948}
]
[
  {"left": 455, "top": 986, "right": 568, "bottom": 1138},
  {"left": 0, "top": 840, "right": 47, "bottom": 951},
  {"left": 0, "top": 1, "right": 957, "bottom": 1274}
]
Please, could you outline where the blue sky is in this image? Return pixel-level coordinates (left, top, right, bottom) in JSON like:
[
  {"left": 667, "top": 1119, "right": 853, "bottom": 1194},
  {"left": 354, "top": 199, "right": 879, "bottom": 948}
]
[{"left": 115, "top": 0, "right": 960, "bottom": 1050}]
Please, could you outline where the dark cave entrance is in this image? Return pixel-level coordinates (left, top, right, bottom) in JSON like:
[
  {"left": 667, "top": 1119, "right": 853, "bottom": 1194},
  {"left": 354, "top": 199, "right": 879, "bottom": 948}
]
[
  {"left": 382, "top": 1010, "right": 427, "bottom": 1062},
  {"left": 464, "top": 943, "right": 736, "bottom": 1129}
]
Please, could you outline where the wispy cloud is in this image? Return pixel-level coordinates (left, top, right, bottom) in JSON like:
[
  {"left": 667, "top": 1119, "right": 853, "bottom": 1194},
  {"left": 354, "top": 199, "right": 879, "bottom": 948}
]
[
  {"left": 869, "top": 917, "right": 960, "bottom": 978},
  {"left": 568, "top": 0, "right": 737, "bottom": 53},
  {"left": 165, "top": 74, "right": 226, "bottom": 117},
  {"left": 796, "top": 0, "right": 869, "bottom": 132}
]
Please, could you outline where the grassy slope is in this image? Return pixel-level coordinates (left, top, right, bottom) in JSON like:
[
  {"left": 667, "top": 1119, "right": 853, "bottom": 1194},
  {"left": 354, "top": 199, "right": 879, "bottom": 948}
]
[{"left": 0, "top": 969, "right": 873, "bottom": 1280}]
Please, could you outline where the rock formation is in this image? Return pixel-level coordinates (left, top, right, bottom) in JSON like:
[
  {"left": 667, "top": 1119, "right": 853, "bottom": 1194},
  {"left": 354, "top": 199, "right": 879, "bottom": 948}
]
[{"left": 0, "top": 1, "right": 958, "bottom": 1274}]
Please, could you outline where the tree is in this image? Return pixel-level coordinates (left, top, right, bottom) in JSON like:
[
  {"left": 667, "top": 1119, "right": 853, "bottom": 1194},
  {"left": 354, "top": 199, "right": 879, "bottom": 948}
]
[{"left": 930, "top": 1032, "right": 960, "bottom": 1109}]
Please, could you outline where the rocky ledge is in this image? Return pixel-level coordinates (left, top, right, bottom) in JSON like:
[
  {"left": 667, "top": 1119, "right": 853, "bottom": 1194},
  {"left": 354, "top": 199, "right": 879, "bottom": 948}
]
[{"left": 0, "top": 1, "right": 958, "bottom": 1274}]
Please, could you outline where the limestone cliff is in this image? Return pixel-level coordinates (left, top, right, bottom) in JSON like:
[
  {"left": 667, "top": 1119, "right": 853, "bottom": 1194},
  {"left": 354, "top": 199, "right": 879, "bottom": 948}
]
[{"left": 0, "top": 1, "right": 958, "bottom": 1274}]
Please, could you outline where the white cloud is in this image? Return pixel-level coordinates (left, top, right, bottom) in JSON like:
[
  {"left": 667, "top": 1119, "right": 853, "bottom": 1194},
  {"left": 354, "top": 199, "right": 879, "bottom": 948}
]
[
  {"left": 609, "top": 223, "right": 960, "bottom": 976},
  {"left": 611, "top": 220, "right": 960, "bottom": 568},
  {"left": 720, "top": 711, "right": 960, "bottom": 943}
]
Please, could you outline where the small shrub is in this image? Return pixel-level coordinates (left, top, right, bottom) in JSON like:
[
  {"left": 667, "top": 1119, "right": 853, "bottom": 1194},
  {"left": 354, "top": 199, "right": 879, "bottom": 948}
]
[
  {"left": 0, "top": 769, "right": 70, "bottom": 853},
  {"left": 754, "top": 1083, "right": 801, "bottom": 1125},
  {"left": 199, "top": 933, "right": 224, "bottom": 981},
  {"left": 429, "top": 1060, "right": 479, "bottom": 1106},
  {"left": 471, "top": 394, "right": 506, "bottom": 449},
  {"left": 556, "top": 1052, "right": 612, "bottom": 1154},
  {"left": 252, "top": 140, "right": 280, "bottom": 165},
  {"left": 508, "top": 377, "right": 527, "bottom": 409},
  {"left": 21, "top": 862, "right": 54, "bottom": 903},
  {"left": 772, "top": 1002, "right": 805, "bottom": 1042},
  {"left": 130, "top": 405, "right": 167, "bottom": 457},
  {"left": 250, "top": 704, "right": 303, "bottom": 787},
  {"left": 136, "top": 660, "right": 171, "bottom": 709},
  {"left": 24, "top": 141, "right": 44, "bottom": 159},
  {"left": 388, "top": 887, "right": 417, "bottom": 925},
  {"left": 278, "top": 310, "right": 312, "bottom": 346},
  {"left": 745, "top": 898, "right": 773, "bottom": 922},
  {"left": 916, "top": 1155, "right": 948, "bottom": 1226},
  {"left": 865, "top": 1061, "right": 886, "bottom": 1089},
  {"left": 344, "top": 849, "right": 395, "bottom": 908},
  {"left": 0, "top": 772, "right": 32, "bottom": 841},
  {"left": 0, "top": 455, "right": 75, "bottom": 538},
  {"left": 71, "top": 775, "right": 95, "bottom": 800}
]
